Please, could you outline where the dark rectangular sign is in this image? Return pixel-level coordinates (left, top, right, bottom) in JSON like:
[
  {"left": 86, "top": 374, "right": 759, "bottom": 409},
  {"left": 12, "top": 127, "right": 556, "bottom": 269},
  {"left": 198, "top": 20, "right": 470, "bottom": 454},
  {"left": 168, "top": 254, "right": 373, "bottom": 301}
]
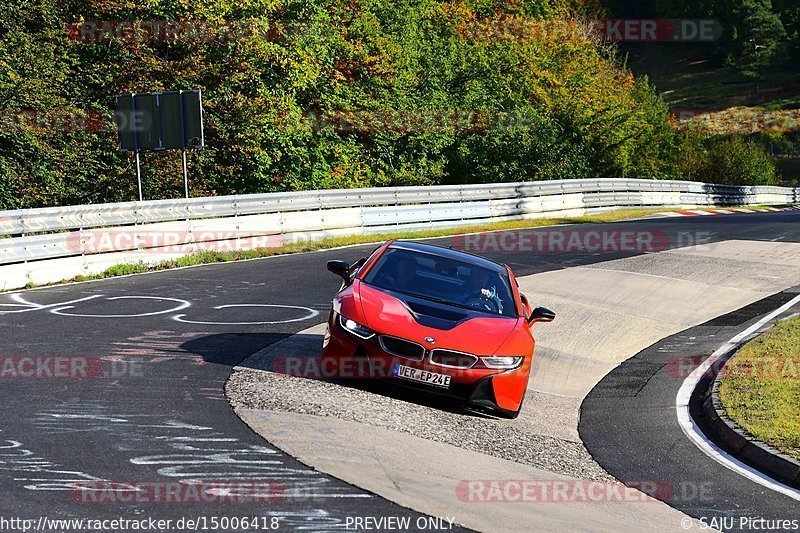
[
  {"left": 115, "top": 90, "right": 204, "bottom": 151},
  {"left": 115, "top": 94, "right": 137, "bottom": 151}
]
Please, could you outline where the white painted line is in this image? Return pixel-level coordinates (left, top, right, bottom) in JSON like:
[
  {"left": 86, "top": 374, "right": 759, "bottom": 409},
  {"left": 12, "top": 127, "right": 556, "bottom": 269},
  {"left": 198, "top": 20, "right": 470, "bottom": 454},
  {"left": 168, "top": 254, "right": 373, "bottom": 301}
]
[
  {"left": 172, "top": 304, "right": 319, "bottom": 325},
  {"left": 676, "top": 293, "right": 800, "bottom": 501},
  {"left": 689, "top": 210, "right": 715, "bottom": 216},
  {"left": 50, "top": 296, "right": 192, "bottom": 318},
  {"left": 731, "top": 208, "right": 755, "bottom": 213},
  {"left": 0, "top": 293, "right": 104, "bottom": 314}
]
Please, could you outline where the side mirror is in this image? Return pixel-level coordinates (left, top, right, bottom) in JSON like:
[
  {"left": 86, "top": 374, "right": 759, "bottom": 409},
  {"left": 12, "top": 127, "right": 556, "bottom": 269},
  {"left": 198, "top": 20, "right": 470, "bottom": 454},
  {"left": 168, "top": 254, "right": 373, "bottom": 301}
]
[
  {"left": 327, "top": 260, "right": 350, "bottom": 282},
  {"left": 527, "top": 306, "right": 555, "bottom": 324}
]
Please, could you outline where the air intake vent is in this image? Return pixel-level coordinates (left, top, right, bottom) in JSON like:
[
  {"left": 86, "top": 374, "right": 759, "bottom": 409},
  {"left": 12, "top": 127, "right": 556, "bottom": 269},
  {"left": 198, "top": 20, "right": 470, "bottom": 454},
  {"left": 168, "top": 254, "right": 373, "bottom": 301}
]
[
  {"left": 379, "top": 336, "right": 425, "bottom": 361},
  {"left": 429, "top": 349, "right": 478, "bottom": 369},
  {"left": 405, "top": 301, "right": 469, "bottom": 322}
]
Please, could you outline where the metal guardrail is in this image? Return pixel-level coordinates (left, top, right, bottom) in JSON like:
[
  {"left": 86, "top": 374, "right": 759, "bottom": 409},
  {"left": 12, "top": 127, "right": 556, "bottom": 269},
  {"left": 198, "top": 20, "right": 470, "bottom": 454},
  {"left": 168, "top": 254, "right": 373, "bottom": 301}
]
[{"left": 0, "top": 178, "right": 797, "bottom": 269}]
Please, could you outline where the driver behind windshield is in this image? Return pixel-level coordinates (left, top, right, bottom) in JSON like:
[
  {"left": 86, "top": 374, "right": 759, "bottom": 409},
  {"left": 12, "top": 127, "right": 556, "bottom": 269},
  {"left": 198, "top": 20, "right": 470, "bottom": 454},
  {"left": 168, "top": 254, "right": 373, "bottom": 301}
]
[
  {"left": 461, "top": 270, "right": 504, "bottom": 314},
  {"left": 363, "top": 248, "right": 516, "bottom": 318}
]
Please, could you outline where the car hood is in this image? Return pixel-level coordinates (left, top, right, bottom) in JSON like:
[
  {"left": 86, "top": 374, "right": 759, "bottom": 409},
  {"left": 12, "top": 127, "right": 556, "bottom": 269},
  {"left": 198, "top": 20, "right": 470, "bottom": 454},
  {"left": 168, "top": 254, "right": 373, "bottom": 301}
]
[{"left": 356, "top": 282, "right": 520, "bottom": 356}]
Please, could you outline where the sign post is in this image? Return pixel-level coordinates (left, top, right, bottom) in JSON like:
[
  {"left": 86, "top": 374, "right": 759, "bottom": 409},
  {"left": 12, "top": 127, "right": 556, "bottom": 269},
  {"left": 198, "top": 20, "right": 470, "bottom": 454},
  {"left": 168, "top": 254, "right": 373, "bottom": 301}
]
[
  {"left": 135, "top": 150, "right": 143, "bottom": 202},
  {"left": 182, "top": 149, "right": 189, "bottom": 199},
  {"left": 115, "top": 90, "right": 204, "bottom": 201}
]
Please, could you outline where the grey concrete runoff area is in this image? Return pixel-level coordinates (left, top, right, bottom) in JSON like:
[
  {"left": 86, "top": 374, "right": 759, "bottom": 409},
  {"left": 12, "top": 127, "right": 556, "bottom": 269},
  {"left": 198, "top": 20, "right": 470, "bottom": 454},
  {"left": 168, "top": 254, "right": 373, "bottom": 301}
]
[{"left": 226, "top": 240, "right": 800, "bottom": 533}]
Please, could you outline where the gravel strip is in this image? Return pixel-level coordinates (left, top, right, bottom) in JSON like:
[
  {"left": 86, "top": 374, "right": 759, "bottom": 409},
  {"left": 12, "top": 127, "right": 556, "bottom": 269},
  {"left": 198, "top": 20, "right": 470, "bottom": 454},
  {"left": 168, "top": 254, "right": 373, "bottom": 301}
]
[{"left": 226, "top": 366, "right": 612, "bottom": 481}]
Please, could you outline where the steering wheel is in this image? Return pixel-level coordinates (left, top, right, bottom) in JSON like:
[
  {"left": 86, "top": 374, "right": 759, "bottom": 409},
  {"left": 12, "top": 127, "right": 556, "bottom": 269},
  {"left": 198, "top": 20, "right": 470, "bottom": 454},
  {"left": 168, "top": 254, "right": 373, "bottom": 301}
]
[{"left": 463, "top": 297, "right": 499, "bottom": 314}]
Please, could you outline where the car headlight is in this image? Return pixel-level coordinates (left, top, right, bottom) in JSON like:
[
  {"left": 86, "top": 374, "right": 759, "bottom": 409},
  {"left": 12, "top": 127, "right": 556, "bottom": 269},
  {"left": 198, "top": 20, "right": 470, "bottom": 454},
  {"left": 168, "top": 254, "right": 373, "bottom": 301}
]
[
  {"left": 338, "top": 314, "right": 376, "bottom": 339},
  {"left": 481, "top": 356, "right": 523, "bottom": 369}
]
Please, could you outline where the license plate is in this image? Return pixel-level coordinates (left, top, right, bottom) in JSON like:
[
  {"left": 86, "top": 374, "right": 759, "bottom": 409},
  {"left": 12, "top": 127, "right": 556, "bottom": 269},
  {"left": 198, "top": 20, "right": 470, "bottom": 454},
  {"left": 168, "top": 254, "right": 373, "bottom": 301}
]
[{"left": 393, "top": 364, "right": 451, "bottom": 388}]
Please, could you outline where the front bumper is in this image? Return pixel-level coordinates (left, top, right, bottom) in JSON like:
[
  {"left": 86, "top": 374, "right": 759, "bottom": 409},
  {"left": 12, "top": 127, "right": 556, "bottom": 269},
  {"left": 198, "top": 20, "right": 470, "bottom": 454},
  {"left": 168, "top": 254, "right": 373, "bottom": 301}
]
[{"left": 322, "top": 313, "right": 530, "bottom": 413}]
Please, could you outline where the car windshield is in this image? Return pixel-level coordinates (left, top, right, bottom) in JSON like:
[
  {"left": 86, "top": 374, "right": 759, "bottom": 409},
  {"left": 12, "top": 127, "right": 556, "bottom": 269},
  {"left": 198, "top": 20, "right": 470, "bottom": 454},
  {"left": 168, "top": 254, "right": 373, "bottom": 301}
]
[{"left": 362, "top": 247, "right": 517, "bottom": 318}]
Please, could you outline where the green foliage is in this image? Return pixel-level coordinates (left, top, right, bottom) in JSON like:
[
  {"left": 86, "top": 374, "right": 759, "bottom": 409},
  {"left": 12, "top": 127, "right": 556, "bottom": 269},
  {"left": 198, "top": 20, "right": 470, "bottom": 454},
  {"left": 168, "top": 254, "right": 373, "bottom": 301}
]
[
  {"left": 706, "top": 135, "right": 778, "bottom": 185},
  {"left": 102, "top": 262, "right": 150, "bottom": 277},
  {"left": 677, "top": 132, "right": 778, "bottom": 186},
  {"left": 773, "top": 0, "right": 800, "bottom": 58},
  {"left": 0, "top": 0, "right": 783, "bottom": 210},
  {"left": 728, "top": 0, "right": 787, "bottom": 78}
]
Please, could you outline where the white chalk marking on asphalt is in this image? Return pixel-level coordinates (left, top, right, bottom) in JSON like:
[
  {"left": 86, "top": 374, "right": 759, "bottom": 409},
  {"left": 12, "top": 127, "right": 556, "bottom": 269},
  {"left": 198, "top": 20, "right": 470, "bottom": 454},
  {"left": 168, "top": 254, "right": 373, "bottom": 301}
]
[
  {"left": 0, "top": 293, "right": 103, "bottom": 314},
  {"left": 43, "top": 414, "right": 129, "bottom": 422},
  {"left": 676, "top": 293, "right": 800, "bottom": 502},
  {"left": 172, "top": 304, "right": 319, "bottom": 325},
  {"left": 50, "top": 296, "right": 192, "bottom": 318}
]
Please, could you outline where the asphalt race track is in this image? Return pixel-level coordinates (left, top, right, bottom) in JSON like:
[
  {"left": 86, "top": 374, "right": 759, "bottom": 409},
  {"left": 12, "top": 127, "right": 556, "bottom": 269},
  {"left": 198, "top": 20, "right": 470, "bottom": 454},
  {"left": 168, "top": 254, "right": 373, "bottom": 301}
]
[
  {"left": 1, "top": 210, "right": 799, "bottom": 531},
  {"left": 580, "top": 290, "right": 800, "bottom": 531}
]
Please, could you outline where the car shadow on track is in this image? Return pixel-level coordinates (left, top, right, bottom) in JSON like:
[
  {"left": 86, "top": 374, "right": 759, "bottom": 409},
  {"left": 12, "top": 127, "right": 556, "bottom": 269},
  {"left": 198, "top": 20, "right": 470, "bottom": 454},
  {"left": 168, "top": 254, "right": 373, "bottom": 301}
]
[
  {"left": 187, "top": 332, "right": 500, "bottom": 420},
  {"left": 180, "top": 332, "right": 292, "bottom": 367}
]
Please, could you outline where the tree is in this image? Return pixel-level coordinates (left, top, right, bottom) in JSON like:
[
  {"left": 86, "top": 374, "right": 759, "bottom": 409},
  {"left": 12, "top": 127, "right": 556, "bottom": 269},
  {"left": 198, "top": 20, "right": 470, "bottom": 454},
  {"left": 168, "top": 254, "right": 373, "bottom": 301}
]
[
  {"left": 771, "top": 0, "right": 800, "bottom": 61},
  {"left": 729, "top": 0, "right": 786, "bottom": 80}
]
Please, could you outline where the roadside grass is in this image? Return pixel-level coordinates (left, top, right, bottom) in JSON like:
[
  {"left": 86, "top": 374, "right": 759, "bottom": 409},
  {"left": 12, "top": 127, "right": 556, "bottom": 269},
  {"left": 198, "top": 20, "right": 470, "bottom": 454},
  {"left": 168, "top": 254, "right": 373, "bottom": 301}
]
[
  {"left": 719, "top": 316, "right": 800, "bottom": 460},
  {"left": 677, "top": 107, "right": 800, "bottom": 137},
  {"left": 21, "top": 208, "right": 664, "bottom": 290},
  {"left": 621, "top": 45, "right": 800, "bottom": 182}
]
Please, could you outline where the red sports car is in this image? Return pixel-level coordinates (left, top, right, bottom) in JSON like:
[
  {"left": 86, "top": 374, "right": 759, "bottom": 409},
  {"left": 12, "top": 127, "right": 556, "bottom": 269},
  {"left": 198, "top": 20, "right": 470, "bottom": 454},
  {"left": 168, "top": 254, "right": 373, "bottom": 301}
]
[{"left": 322, "top": 239, "right": 554, "bottom": 418}]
